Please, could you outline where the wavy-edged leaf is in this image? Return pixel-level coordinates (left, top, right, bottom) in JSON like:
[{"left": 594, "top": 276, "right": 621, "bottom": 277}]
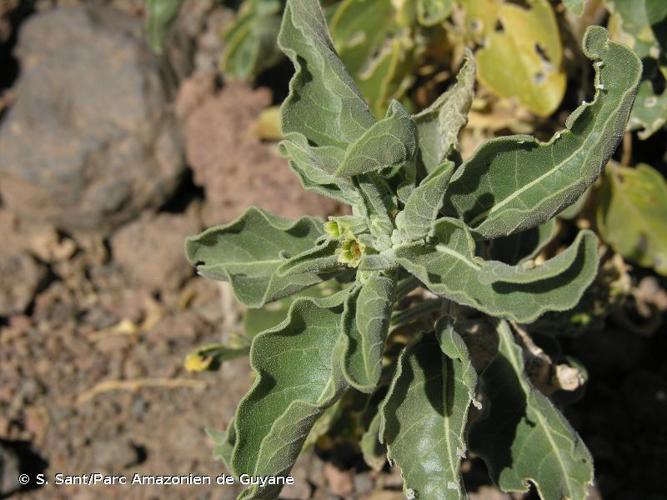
[
  {"left": 469, "top": 321, "right": 593, "bottom": 499},
  {"left": 221, "top": 0, "right": 284, "bottom": 81},
  {"left": 340, "top": 274, "right": 395, "bottom": 392},
  {"left": 279, "top": 0, "right": 375, "bottom": 148},
  {"left": 379, "top": 324, "right": 476, "bottom": 499},
  {"left": 279, "top": 133, "right": 358, "bottom": 204},
  {"left": 396, "top": 161, "right": 455, "bottom": 241},
  {"left": 145, "top": 0, "right": 184, "bottom": 53},
  {"left": 443, "top": 26, "right": 641, "bottom": 239},
  {"left": 394, "top": 218, "right": 599, "bottom": 322},
  {"left": 417, "top": 0, "right": 454, "bottom": 26},
  {"left": 232, "top": 294, "right": 348, "bottom": 499},
  {"left": 335, "top": 101, "right": 417, "bottom": 177},
  {"left": 481, "top": 229, "right": 593, "bottom": 284},
  {"left": 185, "top": 207, "right": 342, "bottom": 308},
  {"left": 463, "top": 0, "right": 565, "bottom": 116},
  {"left": 208, "top": 424, "right": 236, "bottom": 472},
  {"left": 597, "top": 163, "right": 667, "bottom": 275},
  {"left": 489, "top": 219, "right": 558, "bottom": 265},
  {"left": 414, "top": 51, "right": 475, "bottom": 172},
  {"left": 361, "top": 410, "right": 386, "bottom": 471}
]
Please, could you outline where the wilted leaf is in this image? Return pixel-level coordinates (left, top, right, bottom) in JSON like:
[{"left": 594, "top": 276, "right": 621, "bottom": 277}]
[
  {"left": 462, "top": 0, "right": 565, "bottom": 116},
  {"left": 443, "top": 26, "right": 641, "bottom": 239},
  {"left": 414, "top": 51, "right": 476, "bottom": 172},
  {"left": 597, "top": 163, "right": 667, "bottom": 275},
  {"left": 394, "top": 218, "right": 599, "bottom": 322},
  {"left": 469, "top": 321, "right": 594, "bottom": 499},
  {"left": 232, "top": 294, "right": 348, "bottom": 499},
  {"left": 379, "top": 323, "right": 477, "bottom": 499}
]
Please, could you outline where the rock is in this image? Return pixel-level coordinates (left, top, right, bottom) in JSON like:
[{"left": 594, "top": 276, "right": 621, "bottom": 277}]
[
  {"left": 110, "top": 208, "right": 200, "bottom": 290},
  {"left": 0, "top": 442, "right": 21, "bottom": 497},
  {"left": 0, "top": 6, "right": 184, "bottom": 233},
  {"left": 323, "top": 462, "right": 354, "bottom": 497},
  {"left": 0, "top": 252, "right": 47, "bottom": 316},
  {"left": 183, "top": 83, "right": 341, "bottom": 226}
]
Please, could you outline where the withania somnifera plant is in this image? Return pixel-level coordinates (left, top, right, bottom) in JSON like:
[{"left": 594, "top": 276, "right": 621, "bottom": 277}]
[{"left": 185, "top": 1, "right": 641, "bottom": 498}]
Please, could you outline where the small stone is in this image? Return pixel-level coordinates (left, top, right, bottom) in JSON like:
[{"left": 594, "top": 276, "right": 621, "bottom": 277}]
[
  {"left": 0, "top": 252, "right": 47, "bottom": 316},
  {"left": 0, "top": 442, "right": 21, "bottom": 497},
  {"left": 323, "top": 462, "right": 354, "bottom": 497}
]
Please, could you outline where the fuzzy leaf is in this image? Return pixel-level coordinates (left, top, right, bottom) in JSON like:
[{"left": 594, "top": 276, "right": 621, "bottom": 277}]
[
  {"left": 394, "top": 218, "right": 599, "bottom": 322},
  {"left": 463, "top": 0, "right": 565, "bottom": 116},
  {"left": 222, "top": 0, "right": 284, "bottom": 80},
  {"left": 417, "top": 0, "right": 455, "bottom": 26},
  {"left": 469, "top": 321, "right": 594, "bottom": 499},
  {"left": 414, "top": 51, "right": 476, "bottom": 172},
  {"left": 279, "top": 0, "right": 375, "bottom": 148},
  {"left": 232, "top": 294, "right": 348, "bottom": 499},
  {"left": 597, "top": 164, "right": 667, "bottom": 275},
  {"left": 335, "top": 101, "right": 417, "bottom": 177},
  {"left": 340, "top": 274, "right": 395, "bottom": 392},
  {"left": 443, "top": 26, "right": 641, "bottom": 239},
  {"left": 489, "top": 219, "right": 558, "bottom": 265},
  {"left": 395, "top": 161, "right": 455, "bottom": 241},
  {"left": 185, "top": 208, "right": 341, "bottom": 308},
  {"left": 361, "top": 410, "right": 386, "bottom": 471},
  {"left": 279, "top": 133, "right": 358, "bottom": 204},
  {"left": 379, "top": 325, "right": 477, "bottom": 499},
  {"left": 145, "top": 0, "right": 184, "bottom": 53}
]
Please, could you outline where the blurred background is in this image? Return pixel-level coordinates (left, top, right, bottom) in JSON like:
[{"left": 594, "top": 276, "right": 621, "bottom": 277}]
[{"left": 0, "top": 0, "right": 666, "bottom": 499}]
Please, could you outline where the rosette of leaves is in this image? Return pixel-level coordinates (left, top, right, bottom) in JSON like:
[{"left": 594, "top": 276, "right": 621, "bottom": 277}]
[{"left": 185, "top": 1, "right": 640, "bottom": 498}]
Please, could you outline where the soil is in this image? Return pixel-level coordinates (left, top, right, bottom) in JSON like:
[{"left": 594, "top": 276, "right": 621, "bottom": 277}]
[{"left": 0, "top": 2, "right": 666, "bottom": 500}]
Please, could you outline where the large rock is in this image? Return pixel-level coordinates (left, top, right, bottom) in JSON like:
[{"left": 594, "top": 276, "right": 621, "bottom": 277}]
[
  {"left": 0, "top": 6, "right": 184, "bottom": 233},
  {"left": 183, "top": 82, "right": 340, "bottom": 226}
]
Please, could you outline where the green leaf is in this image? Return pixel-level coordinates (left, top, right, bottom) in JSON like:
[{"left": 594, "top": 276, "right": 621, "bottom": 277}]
[
  {"left": 417, "top": 0, "right": 454, "bottom": 26},
  {"left": 340, "top": 274, "right": 395, "bottom": 392},
  {"left": 596, "top": 163, "right": 667, "bottom": 275},
  {"left": 360, "top": 410, "right": 386, "bottom": 471},
  {"left": 395, "top": 161, "right": 455, "bottom": 242},
  {"left": 628, "top": 80, "right": 667, "bottom": 140},
  {"left": 481, "top": 229, "right": 593, "bottom": 284},
  {"left": 221, "top": 0, "right": 284, "bottom": 80},
  {"left": 414, "top": 50, "right": 476, "bottom": 172},
  {"left": 462, "top": 0, "right": 565, "bottom": 116},
  {"left": 335, "top": 101, "right": 417, "bottom": 177},
  {"left": 563, "top": 0, "right": 586, "bottom": 17},
  {"left": 145, "top": 0, "right": 184, "bottom": 53},
  {"left": 379, "top": 323, "right": 477, "bottom": 499},
  {"left": 279, "top": 0, "right": 375, "bottom": 148},
  {"left": 278, "top": 133, "right": 359, "bottom": 204},
  {"left": 244, "top": 280, "right": 344, "bottom": 338},
  {"left": 208, "top": 424, "right": 236, "bottom": 472},
  {"left": 394, "top": 218, "right": 600, "bottom": 322},
  {"left": 185, "top": 207, "right": 341, "bottom": 308},
  {"left": 469, "top": 321, "right": 594, "bottom": 499},
  {"left": 443, "top": 26, "right": 641, "bottom": 239},
  {"left": 232, "top": 294, "right": 348, "bottom": 499},
  {"left": 489, "top": 219, "right": 558, "bottom": 265}
]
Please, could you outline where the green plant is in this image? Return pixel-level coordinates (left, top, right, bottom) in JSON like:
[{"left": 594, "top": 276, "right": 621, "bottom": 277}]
[{"left": 184, "top": 0, "right": 640, "bottom": 497}]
